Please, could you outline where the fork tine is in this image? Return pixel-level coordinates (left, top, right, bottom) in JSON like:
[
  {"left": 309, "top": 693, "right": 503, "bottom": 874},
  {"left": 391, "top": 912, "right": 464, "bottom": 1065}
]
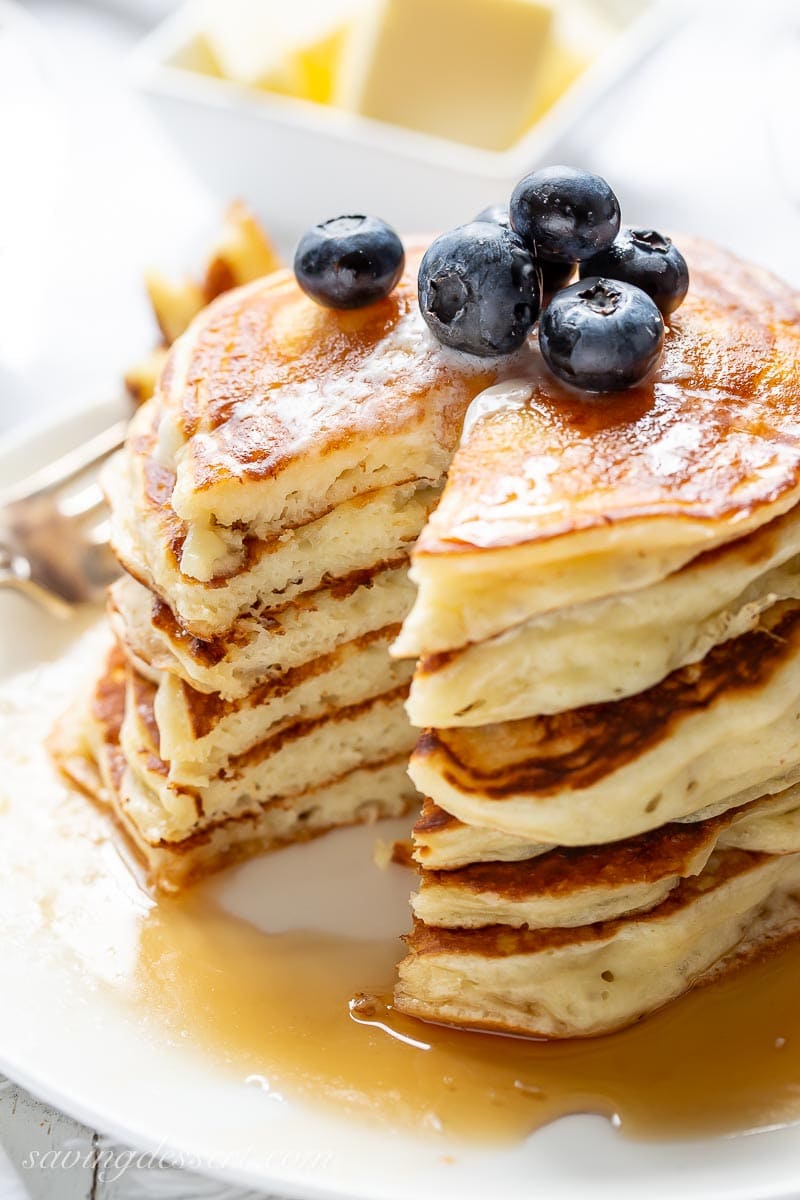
[
  {"left": 0, "top": 417, "right": 128, "bottom": 614},
  {"left": 58, "top": 481, "right": 107, "bottom": 520},
  {"left": 84, "top": 517, "right": 112, "bottom": 546},
  {"left": 0, "top": 419, "right": 127, "bottom": 507}
]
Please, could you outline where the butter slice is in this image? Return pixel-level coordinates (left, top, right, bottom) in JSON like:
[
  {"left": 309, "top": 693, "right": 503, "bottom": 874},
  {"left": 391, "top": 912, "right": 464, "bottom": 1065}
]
[
  {"left": 199, "top": 0, "right": 369, "bottom": 104},
  {"left": 337, "top": 0, "right": 555, "bottom": 151}
]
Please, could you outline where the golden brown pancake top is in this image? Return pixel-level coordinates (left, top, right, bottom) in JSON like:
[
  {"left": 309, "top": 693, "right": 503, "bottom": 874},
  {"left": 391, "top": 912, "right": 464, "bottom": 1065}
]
[
  {"left": 417, "top": 238, "right": 800, "bottom": 555},
  {"left": 156, "top": 244, "right": 495, "bottom": 494}
]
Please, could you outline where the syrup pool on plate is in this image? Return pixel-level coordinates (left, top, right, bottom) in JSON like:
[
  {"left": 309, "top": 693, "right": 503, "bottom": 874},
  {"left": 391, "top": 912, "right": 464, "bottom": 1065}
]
[
  {"left": 3, "top": 620, "right": 800, "bottom": 1147},
  {"left": 135, "top": 878, "right": 800, "bottom": 1143}
]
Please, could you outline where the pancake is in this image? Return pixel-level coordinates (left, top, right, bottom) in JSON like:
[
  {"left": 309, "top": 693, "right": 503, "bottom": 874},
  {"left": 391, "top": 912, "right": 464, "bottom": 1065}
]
[
  {"left": 153, "top": 248, "right": 496, "bottom": 548},
  {"left": 51, "top": 648, "right": 418, "bottom": 891},
  {"left": 84, "top": 242, "right": 511, "bottom": 884},
  {"left": 56, "top": 229, "right": 800, "bottom": 1042},
  {"left": 411, "top": 780, "right": 800, "bottom": 870},
  {"left": 105, "top": 245, "right": 511, "bottom": 638},
  {"left": 409, "top": 601, "right": 800, "bottom": 846},
  {"left": 395, "top": 239, "right": 800, "bottom": 659},
  {"left": 410, "top": 798, "right": 550, "bottom": 869},
  {"left": 110, "top": 562, "right": 415, "bottom": 700},
  {"left": 396, "top": 849, "right": 800, "bottom": 1038},
  {"left": 415, "top": 822, "right": 723, "bottom": 932},
  {"left": 107, "top": 435, "right": 437, "bottom": 639},
  {"left": 120, "top": 663, "right": 417, "bottom": 840},
  {"left": 153, "top": 625, "right": 413, "bottom": 785},
  {"left": 406, "top": 502, "right": 800, "bottom": 726},
  {"left": 413, "top": 783, "right": 800, "bottom": 929}
]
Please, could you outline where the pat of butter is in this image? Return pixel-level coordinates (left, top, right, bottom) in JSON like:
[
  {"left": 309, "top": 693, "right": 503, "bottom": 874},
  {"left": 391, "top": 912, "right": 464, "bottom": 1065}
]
[
  {"left": 337, "top": 0, "right": 556, "bottom": 151},
  {"left": 199, "top": 0, "right": 370, "bottom": 105},
  {"left": 180, "top": 519, "right": 244, "bottom": 582}
]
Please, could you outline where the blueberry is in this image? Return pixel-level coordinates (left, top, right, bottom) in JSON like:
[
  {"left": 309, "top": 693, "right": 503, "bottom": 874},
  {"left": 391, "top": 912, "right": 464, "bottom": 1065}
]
[
  {"left": 510, "top": 166, "right": 621, "bottom": 263},
  {"left": 294, "top": 215, "right": 405, "bottom": 310},
  {"left": 476, "top": 206, "right": 575, "bottom": 297},
  {"left": 538, "top": 277, "right": 664, "bottom": 392},
  {"left": 474, "top": 204, "right": 512, "bottom": 228},
  {"left": 580, "top": 227, "right": 689, "bottom": 316},
  {"left": 418, "top": 222, "right": 540, "bottom": 357}
]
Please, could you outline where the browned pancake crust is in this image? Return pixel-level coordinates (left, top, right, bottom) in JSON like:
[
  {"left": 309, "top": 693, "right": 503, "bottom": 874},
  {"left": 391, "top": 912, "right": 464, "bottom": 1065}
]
[
  {"left": 414, "top": 796, "right": 462, "bottom": 837},
  {"left": 420, "top": 814, "right": 733, "bottom": 900},
  {"left": 417, "top": 238, "right": 800, "bottom": 555},
  {"left": 413, "top": 601, "right": 800, "bottom": 799},
  {"left": 88, "top": 644, "right": 128, "bottom": 794},
  {"left": 404, "top": 849, "right": 770, "bottom": 958}
]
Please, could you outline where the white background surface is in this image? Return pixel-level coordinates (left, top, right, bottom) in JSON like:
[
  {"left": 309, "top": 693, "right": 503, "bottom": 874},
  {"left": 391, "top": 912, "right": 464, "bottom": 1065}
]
[{"left": 1, "top": 1, "right": 800, "bottom": 1197}]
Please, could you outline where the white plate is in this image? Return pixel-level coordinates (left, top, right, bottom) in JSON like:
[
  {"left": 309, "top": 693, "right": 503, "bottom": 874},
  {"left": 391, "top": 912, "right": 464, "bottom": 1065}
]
[{"left": 3, "top": 401, "right": 800, "bottom": 1200}]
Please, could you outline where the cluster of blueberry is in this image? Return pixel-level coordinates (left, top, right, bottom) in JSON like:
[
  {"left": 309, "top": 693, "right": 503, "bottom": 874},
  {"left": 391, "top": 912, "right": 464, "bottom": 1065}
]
[
  {"left": 421, "top": 166, "right": 689, "bottom": 392},
  {"left": 292, "top": 166, "right": 688, "bottom": 394}
]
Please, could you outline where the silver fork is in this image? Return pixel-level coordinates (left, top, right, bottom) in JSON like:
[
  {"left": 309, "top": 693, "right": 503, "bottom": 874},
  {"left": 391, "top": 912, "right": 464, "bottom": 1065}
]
[{"left": 0, "top": 420, "right": 128, "bottom": 617}]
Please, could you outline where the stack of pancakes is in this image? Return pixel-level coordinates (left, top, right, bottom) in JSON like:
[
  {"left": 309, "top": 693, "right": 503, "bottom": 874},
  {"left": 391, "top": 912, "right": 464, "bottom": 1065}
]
[
  {"left": 51, "top": 228, "right": 800, "bottom": 1041},
  {"left": 53, "top": 248, "right": 499, "bottom": 890},
  {"left": 393, "top": 240, "right": 800, "bottom": 1037}
]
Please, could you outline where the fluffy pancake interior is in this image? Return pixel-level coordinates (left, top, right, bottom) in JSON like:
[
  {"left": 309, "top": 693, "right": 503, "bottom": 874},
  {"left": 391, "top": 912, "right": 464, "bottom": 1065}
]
[
  {"left": 52, "top": 648, "right": 418, "bottom": 891},
  {"left": 154, "top": 626, "right": 414, "bottom": 785},
  {"left": 413, "top": 783, "right": 800, "bottom": 930},
  {"left": 110, "top": 562, "right": 415, "bottom": 700},
  {"left": 410, "top": 798, "right": 552, "bottom": 869},
  {"left": 108, "top": 437, "right": 438, "bottom": 637},
  {"left": 411, "top": 779, "right": 800, "bottom": 870},
  {"left": 121, "top": 664, "right": 417, "bottom": 838}
]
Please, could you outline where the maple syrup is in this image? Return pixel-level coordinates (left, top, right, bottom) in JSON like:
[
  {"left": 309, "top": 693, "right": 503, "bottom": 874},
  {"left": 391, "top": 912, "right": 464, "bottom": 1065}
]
[{"left": 135, "top": 883, "right": 800, "bottom": 1143}]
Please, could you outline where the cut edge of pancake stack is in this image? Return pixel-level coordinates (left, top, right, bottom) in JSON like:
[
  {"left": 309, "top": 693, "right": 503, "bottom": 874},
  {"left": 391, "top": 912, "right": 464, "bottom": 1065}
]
[
  {"left": 392, "top": 238, "right": 800, "bottom": 1038},
  {"left": 50, "top": 244, "right": 500, "bottom": 891}
]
